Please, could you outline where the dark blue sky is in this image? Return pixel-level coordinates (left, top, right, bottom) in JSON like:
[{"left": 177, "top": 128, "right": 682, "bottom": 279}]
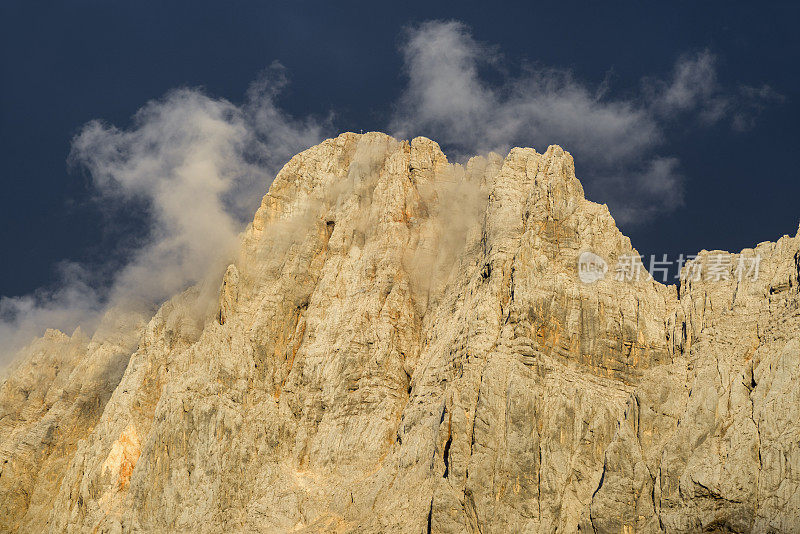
[{"left": 1, "top": 0, "right": 798, "bottom": 297}]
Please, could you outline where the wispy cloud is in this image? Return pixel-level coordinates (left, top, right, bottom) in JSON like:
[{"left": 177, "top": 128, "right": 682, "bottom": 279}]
[
  {"left": 644, "top": 49, "right": 782, "bottom": 130},
  {"left": 0, "top": 65, "right": 329, "bottom": 364},
  {"left": 645, "top": 49, "right": 725, "bottom": 121},
  {"left": 390, "top": 20, "right": 779, "bottom": 223},
  {"left": 0, "top": 262, "right": 100, "bottom": 363}
]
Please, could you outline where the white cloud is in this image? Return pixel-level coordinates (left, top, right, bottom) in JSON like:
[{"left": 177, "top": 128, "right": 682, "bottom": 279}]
[
  {"left": 0, "top": 66, "right": 328, "bottom": 365},
  {"left": 646, "top": 49, "right": 725, "bottom": 121},
  {"left": 0, "top": 262, "right": 100, "bottom": 363},
  {"left": 390, "top": 21, "right": 778, "bottom": 225},
  {"left": 645, "top": 51, "right": 782, "bottom": 130},
  {"left": 731, "top": 83, "right": 785, "bottom": 131},
  {"left": 392, "top": 21, "right": 659, "bottom": 164}
]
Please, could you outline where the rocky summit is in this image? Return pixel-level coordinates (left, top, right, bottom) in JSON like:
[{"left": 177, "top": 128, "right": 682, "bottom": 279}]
[{"left": 1, "top": 132, "right": 799, "bottom": 533}]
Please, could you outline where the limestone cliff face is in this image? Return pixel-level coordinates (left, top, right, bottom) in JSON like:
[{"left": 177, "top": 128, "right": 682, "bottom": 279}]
[{"left": 1, "top": 132, "right": 799, "bottom": 533}]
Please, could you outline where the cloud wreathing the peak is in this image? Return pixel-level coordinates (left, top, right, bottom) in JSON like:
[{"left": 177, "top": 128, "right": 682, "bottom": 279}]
[
  {"left": 0, "top": 67, "right": 329, "bottom": 364},
  {"left": 390, "top": 21, "right": 779, "bottom": 224},
  {"left": 0, "top": 22, "right": 780, "bottom": 365},
  {"left": 75, "top": 66, "right": 329, "bottom": 310},
  {"left": 0, "top": 262, "right": 101, "bottom": 361}
]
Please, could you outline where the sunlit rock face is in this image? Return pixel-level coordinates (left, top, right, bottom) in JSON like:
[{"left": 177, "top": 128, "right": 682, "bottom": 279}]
[{"left": 1, "top": 132, "right": 798, "bottom": 533}]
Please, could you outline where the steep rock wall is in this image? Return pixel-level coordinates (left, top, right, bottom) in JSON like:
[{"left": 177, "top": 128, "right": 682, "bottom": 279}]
[{"left": 1, "top": 132, "right": 798, "bottom": 533}]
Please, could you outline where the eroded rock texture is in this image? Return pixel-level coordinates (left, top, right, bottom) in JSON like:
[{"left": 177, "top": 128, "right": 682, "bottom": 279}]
[{"left": 1, "top": 132, "right": 798, "bottom": 533}]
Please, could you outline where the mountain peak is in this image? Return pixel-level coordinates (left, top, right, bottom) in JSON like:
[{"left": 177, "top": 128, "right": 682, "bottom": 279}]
[{"left": 1, "top": 134, "right": 799, "bottom": 532}]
